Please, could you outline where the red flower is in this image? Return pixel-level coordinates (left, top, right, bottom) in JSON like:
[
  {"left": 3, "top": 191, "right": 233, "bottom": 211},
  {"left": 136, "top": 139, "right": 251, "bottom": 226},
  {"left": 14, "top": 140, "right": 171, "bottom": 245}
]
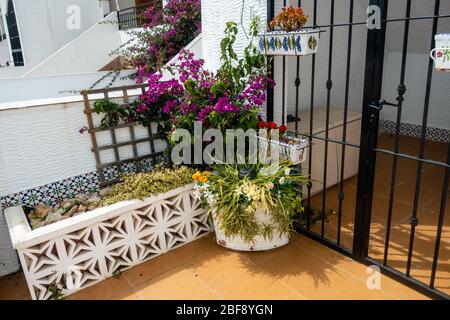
[
  {"left": 279, "top": 124, "right": 288, "bottom": 133},
  {"left": 269, "top": 122, "right": 277, "bottom": 130},
  {"left": 258, "top": 121, "right": 266, "bottom": 129},
  {"left": 437, "top": 51, "right": 444, "bottom": 58}
]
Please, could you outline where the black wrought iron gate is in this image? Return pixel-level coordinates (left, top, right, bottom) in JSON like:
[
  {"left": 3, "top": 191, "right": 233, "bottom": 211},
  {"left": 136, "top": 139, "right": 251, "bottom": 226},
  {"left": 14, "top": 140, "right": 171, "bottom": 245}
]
[{"left": 267, "top": 0, "right": 450, "bottom": 299}]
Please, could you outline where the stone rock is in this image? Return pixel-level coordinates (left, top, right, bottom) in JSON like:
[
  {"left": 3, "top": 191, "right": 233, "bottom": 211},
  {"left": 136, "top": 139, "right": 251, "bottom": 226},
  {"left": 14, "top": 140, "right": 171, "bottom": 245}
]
[
  {"left": 30, "top": 203, "right": 53, "bottom": 220},
  {"left": 59, "top": 199, "right": 72, "bottom": 208},
  {"left": 99, "top": 188, "right": 113, "bottom": 198},
  {"left": 29, "top": 219, "right": 43, "bottom": 229},
  {"left": 75, "top": 193, "right": 89, "bottom": 201},
  {"left": 60, "top": 200, "right": 77, "bottom": 214},
  {"left": 65, "top": 205, "right": 79, "bottom": 217},
  {"left": 41, "top": 220, "right": 57, "bottom": 227},
  {"left": 45, "top": 212, "right": 63, "bottom": 223},
  {"left": 87, "top": 196, "right": 101, "bottom": 205},
  {"left": 87, "top": 205, "right": 98, "bottom": 211},
  {"left": 74, "top": 194, "right": 90, "bottom": 206}
]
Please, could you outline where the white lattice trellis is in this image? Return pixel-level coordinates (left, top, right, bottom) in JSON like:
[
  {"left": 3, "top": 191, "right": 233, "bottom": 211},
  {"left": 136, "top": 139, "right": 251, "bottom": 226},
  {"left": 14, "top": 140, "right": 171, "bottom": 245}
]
[{"left": 4, "top": 184, "right": 211, "bottom": 300}]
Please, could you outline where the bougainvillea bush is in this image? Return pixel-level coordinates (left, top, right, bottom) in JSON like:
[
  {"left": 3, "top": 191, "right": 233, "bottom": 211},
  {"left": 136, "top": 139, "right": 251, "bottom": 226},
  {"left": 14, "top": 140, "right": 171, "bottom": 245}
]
[
  {"left": 116, "top": 0, "right": 201, "bottom": 83},
  {"left": 134, "top": 17, "right": 275, "bottom": 138}
]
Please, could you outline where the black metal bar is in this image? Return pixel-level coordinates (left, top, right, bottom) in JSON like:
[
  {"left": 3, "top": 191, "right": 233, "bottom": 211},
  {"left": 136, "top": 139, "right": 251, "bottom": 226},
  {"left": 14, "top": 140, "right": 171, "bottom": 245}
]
[
  {"left": 362, "top": 257, "right": 450, "bottom": 300},
  {"left": 281, "top": 0, "right": 287, "bottom": 125},
  {"left": 430, "top": 141, "right": 450, "bottom": 288},
  {"left": 337, "top": 0, "right": 354, "bottom": 245},
  {"left": 118, "top": 1, "right": 161, "bottom": 30},
  {"left": 294, "top": 0, "right": 302, "bottom": 133},
  {"left": 353, "top": 0, "right": 388, "bottom": 259},
  {"left": 295, "top": 223, "right": 450, "bottom": 300},
  {"left": 308, "top": 14, "right": 450, "bottom": 29},
  {"left": 406, "top": 0, "right": 441, "bottom": 277},
  {"left": 266, "top": 0, "right": 275, "bottom": 122},
  {"left": 374, "top": 148, "right": 450, "bottom": 169},
  {"left": 294, "top": 58, "right": 300, "bottom": 132},
  {"left": 321, "top": 0, "right": 335, "bottom": 237},
  {"left": 306, "top": 0, "right": 318, "bottom": 231},
  {"left": 304, "top": 134, "right": 360, "bottom": 149},
  {"left": 383, "top": 0, "right": 412, "bottom": 267}
]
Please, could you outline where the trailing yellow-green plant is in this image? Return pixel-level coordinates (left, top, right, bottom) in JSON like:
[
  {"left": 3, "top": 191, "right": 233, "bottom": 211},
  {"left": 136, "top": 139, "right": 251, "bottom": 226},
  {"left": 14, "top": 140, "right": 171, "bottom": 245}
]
[
  {"left": 193, "top": 161, "right": 308, "bottom": 243},
  {"left": 101, "top": 166, "right": 195, "bottom": 206}
]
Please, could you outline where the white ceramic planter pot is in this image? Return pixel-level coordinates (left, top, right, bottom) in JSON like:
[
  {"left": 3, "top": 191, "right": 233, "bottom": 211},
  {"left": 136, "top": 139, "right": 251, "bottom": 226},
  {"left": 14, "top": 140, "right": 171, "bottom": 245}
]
[
  {"left": 430, "top": 34, "right": 450, "bottom": 72},
  {"left": 258, "top": 28, "right": 320, "bottom": 56},
  {"left": 213, "top": 207, "right": 289, "bottom": 252},
  {"left": 4, "top": 184, "right": 211, "bottom": 300}
]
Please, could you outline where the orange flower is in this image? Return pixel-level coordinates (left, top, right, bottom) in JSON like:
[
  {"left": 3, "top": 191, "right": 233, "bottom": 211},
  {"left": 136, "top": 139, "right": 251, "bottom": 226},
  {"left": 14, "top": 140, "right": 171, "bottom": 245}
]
[{"left": 269, "top": 6, "right": 308, "bottom": 32}]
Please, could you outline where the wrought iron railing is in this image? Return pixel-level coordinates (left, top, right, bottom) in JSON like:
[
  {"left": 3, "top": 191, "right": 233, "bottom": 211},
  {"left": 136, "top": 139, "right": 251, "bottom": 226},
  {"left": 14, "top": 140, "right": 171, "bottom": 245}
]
[
  {"left": 117, "top": 1, "right": 162, "bottom": 31},
  {"left": 267, "top": 0, "right": 450, "bottom": 300}
]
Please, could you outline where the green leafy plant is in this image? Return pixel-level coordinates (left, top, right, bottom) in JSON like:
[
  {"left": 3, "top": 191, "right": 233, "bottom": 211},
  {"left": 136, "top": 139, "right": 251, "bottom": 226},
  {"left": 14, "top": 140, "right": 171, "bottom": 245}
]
[
  {"left": 100, "top": 166, "right": 195, "bottom": 206},
  {"left": 94, "top": 99, "right": 132, "bottom": 128},
  {"left": 194, "top": 162, "right": 308, "bottom": 243},
  {"left": 217, "top": 18, "right": 267, "bottom": 98},
  {"left": 48, "top": 277, "right": 66, "bottom": 300}
]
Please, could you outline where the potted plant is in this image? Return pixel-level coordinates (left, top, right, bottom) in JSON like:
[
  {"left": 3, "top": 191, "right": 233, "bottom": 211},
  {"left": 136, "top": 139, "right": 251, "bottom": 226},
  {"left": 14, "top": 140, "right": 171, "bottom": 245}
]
[
  {"left": 257, "top": 121, "right": 309, "bottom": 165},
  {"left": 258, "top": 6, "right": 320, "bottom": 56},
  {"left": 193, "top": 162, "right": 308, "bottom": 251}
]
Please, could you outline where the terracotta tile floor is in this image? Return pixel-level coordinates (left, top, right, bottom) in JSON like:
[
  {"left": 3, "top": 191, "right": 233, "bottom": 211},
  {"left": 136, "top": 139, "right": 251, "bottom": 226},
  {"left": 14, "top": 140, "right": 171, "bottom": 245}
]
[
  {"left": 307, "top": 133, "right": 450, "bottom": 296},
  {"left": 0, "top": 233, "right": 428, "bottom": 300}
]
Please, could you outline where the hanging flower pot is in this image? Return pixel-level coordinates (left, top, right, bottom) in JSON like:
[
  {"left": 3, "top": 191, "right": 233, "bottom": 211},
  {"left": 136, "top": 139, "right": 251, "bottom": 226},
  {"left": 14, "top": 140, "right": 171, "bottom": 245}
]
[
  {"left": 258, "top": 6, "right": 320, "bottom": 56},
  {"left": 430, "top": 34, "right": 450, "bottom": 72},
  {"left": 257, "top": 121, "right": 309, "bottom": 164},
  {"left": 258, "top": 28, "right": 320, "bottom": 56}
]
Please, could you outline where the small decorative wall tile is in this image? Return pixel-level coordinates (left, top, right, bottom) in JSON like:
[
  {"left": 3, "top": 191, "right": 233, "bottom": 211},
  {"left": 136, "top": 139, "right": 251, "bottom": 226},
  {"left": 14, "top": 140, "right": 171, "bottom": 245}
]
[
  {"left": 1, "top": 194, "right": 21, "bottom": 209},
  {"left": 379, "top": 120, "right": 449, "bottom": 143},
  {"left": 1, "top": 158, "right": 167, "bottom": 210},
  {"left": 19, "top": 189, "right": 45, "bottom": 207},
  {"left": 122, "top": 162, "right": 137, "bottom": 174}
]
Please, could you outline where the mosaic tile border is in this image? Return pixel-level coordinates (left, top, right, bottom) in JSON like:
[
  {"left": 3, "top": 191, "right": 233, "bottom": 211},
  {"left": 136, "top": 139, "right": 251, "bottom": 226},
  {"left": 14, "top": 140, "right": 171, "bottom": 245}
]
[
  {"left": 379, "top": 119, "right": 450, "bottom": 143},
  {"left": 0, "top": 156, "right": 168, "bottom": 210}
]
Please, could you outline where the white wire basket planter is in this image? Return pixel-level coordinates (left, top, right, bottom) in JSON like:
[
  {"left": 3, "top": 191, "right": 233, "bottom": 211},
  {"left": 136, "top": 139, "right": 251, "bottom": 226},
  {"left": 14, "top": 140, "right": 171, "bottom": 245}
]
[{"left": 258, "top": 134, "right": 309, "bottom": 165}]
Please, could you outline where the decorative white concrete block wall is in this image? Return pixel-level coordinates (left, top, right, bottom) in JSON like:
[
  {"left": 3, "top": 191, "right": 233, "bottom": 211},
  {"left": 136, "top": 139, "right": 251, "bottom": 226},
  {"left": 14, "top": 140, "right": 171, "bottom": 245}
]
[
  {"left": 5, "top": 185, "right": 212, "bottom": 300},
  {"left": 0, "top": 209, "right": 20, "bottom": 277}
]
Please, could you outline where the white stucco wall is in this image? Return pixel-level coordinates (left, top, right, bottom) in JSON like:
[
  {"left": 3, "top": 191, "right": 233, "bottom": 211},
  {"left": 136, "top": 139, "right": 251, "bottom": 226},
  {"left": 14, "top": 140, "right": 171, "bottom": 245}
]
[
  {"left": 201, "top": 0, "right": 267, "bottom": 73},
  {"left": 0, "top": 0, "right": 105, "bottom": 78},
  {"left": 0, "top": 42, "right": 10, "bottom": 66},
  {"left": 23, "top": 13, "right": 122, "bottom": 77},
  {"left": 0, "top": 95, "right": 166, "bottom": 196},
  {"left": 380, "top": 0, "right": 450, "bottom": 129},
  {"left": 0, "top": 70, "right": 136, "bottom": 103}
]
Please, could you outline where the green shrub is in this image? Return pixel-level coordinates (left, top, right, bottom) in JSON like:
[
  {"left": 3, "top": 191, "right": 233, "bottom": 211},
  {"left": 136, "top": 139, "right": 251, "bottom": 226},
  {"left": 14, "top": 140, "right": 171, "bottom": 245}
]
[{"left": 101, "top": 166, "right": 195, "bottom": 206}]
